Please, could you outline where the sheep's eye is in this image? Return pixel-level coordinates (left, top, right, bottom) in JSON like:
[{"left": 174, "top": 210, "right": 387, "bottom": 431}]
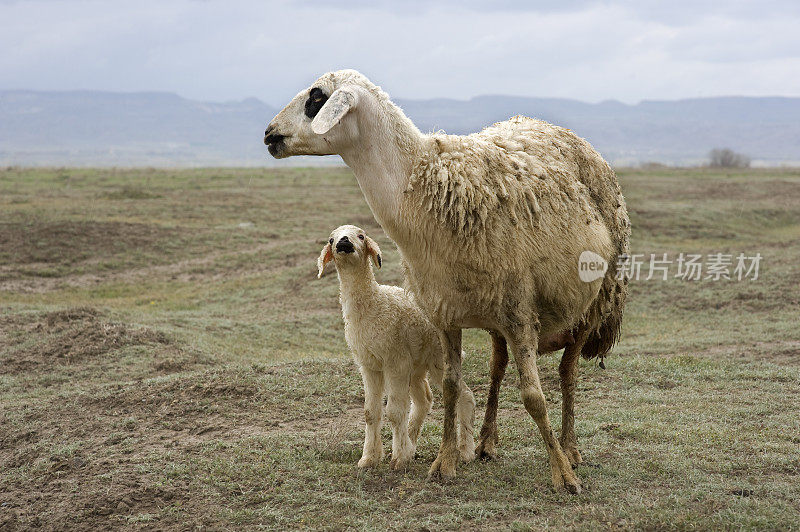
[
  {"left": 329, "top": 238, "right": 333, "bottom": 245},
  {"left": 358, "top": 234, "right": 365, "bottom": 241},
  {"left": 305, "top": 87, "right": 328, "bottom": 119}
]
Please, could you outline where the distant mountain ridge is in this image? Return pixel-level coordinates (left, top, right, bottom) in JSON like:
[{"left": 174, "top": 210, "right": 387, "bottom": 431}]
[
  {"left": 396, "top": 95, "right": 800, "bottom": 165},
  {"left": 0, "top": 90, "right": 281, "bottom": 166},
  {"left": 2, "top": 90, "right": 799, "bottom": 166}
]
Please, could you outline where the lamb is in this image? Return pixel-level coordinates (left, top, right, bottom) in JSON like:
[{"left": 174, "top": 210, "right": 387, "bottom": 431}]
[
  {"left": 267, "top": 70, "right": 630, "bottom": 493},
  {"left": 317, "top": 224, "right": 476, "bottom": 469}
]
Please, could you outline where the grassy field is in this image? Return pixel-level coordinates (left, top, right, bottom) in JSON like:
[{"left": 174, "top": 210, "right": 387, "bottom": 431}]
[{"left": 1, "top": 166, "right": 799, "bottom": 530}]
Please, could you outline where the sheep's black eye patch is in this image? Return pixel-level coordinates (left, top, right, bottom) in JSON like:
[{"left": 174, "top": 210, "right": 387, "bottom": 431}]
[
  {"left": 329, "top": 238, "right": 334, "bottom": 245},
  {"left": 305, "top": 87, "right": 328, "bottom": 119}
]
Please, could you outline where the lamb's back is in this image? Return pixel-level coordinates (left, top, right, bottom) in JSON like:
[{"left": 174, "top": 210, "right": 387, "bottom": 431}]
[{"left": 344, "top": 284, "right": 441, "bottom": 372}]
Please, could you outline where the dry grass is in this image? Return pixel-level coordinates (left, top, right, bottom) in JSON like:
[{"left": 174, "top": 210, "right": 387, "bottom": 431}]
[{"left": 1, "top": 166, "right": 799, "bottom": 530}]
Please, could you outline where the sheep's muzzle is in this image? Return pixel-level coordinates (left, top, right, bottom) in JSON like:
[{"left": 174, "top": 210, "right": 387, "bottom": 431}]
[{"left": 264, "top": 125, "right": 288, "bottom": 157}]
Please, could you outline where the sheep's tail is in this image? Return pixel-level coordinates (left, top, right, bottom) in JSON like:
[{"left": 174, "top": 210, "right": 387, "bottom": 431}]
[{"left": 580, "top": 260, "right": 628, "bottom": 363}]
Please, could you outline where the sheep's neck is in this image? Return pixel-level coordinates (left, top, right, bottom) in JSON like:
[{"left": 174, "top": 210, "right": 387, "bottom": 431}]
[
  {"left": 339, "top": 100, "right": 427, "bottom": 237},
  {"left": 341, "top": 148, "right": 409, "bottom": 235}
]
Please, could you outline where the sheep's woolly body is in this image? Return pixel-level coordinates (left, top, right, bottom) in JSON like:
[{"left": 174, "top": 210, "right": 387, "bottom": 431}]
[
  {"left": 398, "top": 116, "right": 629, "bottom": 356},
  {"left": 408, "top": 116, "right": 626, "bottom": 248}
]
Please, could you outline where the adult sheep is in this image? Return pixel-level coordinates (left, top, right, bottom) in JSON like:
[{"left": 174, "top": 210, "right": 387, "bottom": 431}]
[{"left": 264, "top": 70, "right": 630, "bottom": 493}]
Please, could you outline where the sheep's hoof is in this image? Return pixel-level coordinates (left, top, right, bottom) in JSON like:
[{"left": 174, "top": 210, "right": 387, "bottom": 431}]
[
  {"left": 551, "top": 465, "right": 582, "bottom": 494},
  {"left": 562, "top": 446, "right": 583, "bottom": 469},
  {"left": 565, "top": 479, "right": 582, "bottom": 495},
  {"left": 474, "top": 440, "right": 497, "bottom": 461},
  {"left": 427, "top": 453, "right": 457, "bottom": 481},
  {"left": 357, "top": 455, "right": 381, "bottom": 468}
]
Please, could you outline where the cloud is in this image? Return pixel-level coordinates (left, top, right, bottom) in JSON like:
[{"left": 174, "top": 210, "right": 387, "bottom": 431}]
[{"left": 1, "top": 0, "right": 799, "bottom": 104}]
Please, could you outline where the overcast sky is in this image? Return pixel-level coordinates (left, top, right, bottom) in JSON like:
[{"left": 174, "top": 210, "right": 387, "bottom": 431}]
[{"left": 2, "top": 0, "right": 800, "bottom": 105}]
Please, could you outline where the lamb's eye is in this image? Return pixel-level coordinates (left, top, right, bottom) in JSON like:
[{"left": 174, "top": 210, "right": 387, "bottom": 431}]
[
  {"left": 358, "top": 234, "right": 365, "bottom": 241},
  {"left": 329, "top": 238, "right": 333, "bottom": 244},
  {"left": 305, "top": 87, "right": 328, "bottom": 119}
]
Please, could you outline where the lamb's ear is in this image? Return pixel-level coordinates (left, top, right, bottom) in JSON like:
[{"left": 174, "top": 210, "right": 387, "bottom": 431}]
[
  {"left": 311, "top": 87, "right": 357, "bottom": 135},
  {"left": 365, "top": 236, "right": 382, "bottom": 270},
  {"left": 317, "top": 243, "right": 333, "bottom": 278}
]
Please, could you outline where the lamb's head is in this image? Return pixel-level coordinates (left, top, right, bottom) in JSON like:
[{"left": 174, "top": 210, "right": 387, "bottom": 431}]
[
  {"left": 317, "top": 224, "right": 382, "bottom": 278},
  {"left": 264, "top": 69, "right": 379, "bottom": 159}
]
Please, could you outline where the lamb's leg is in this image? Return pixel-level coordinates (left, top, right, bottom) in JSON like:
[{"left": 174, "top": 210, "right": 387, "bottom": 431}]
[
  {"left": 559, "top": 327, "right": 589, "bottom": 468},
  {"left": 358, "top": 368, "right": 384, "bottom": 468},
  {"left": 385, "top": 373, "right": 414, "bottom": 470},
  {"left": 408, "top": 370, "right": 433, "bottom": 446},
  {"left": 456, "top": 376, "right": 476, "bottom": 462},
  {"left": 508, "top": 323, "right": 581, "bottom": 494},
  {"left": 475, "top": 331, "right": 509, "bottom": 460},
  {"left": 428, "top": 328, "right": 463, "bottom": 480}
]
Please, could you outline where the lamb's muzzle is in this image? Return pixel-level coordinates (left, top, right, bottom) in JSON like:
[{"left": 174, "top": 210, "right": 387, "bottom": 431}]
[{"left": 335, "top": 236, "right": 354, "bottom": 254}]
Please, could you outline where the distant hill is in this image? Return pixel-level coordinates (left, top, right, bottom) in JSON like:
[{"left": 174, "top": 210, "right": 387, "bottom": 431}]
[
  {"left": 0, "top": 90, "right": 281, "bottom": 166},
  {"left": 2, "top": 90, "right": 799, "bottom": 166},
  {"left": 397, "top": 95, "right": 800, "bottom": 166}
]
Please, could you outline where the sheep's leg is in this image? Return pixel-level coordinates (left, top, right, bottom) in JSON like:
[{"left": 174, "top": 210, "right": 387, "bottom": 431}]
[
  {"left": 408, "top": 370, "right": 433, "bottom": 447},
  {"left": 559, "top": 328, "right": 589, "bottom": 468},
  {"left": 456, "top": 376, "right": 476, "bottom": 462},
  {"left": 509, "top": 324, "right": 581, "bottom": 494},
  {"left": 475, "top": 331, "right": 509, "bottom": 460},
  {"left": 385, "top": 373, "right": 414, "bottom": 470},
  {"left": 358, "top": 368, "right": 384, "bottom": 468},
  {"left": 428, "top": 328, "right": 463, "bottom": 480}
]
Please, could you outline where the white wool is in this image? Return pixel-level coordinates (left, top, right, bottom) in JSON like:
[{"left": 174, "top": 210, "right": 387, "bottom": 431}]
[{"left": 318, "top": 225, "right": 476, "bottom": 469}]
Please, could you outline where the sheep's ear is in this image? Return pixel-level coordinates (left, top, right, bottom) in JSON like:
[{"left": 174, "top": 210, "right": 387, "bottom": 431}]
[
  {"left": 365, "top": 236, "right": 382, "bottom": 270},
  {"left": 311, "top": 87, "right": 357, "bottom": 135},
  {"left": 317, "top": 243, "right": 333, "bottom": 278}
]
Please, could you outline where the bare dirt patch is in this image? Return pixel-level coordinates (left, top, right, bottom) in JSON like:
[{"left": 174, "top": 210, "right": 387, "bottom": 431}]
[
  {"left": 0, "top": 307, "right": 173, "bottom": 375},
  {"left": 632, "top": 340, "right": 800, "bottom": 367},
  {"left": 676, "top": 179, "right": 800, "bottom": 206},
  {"left": 0, "top": 219, "right": 174, "bottom": 266},
  {"left": 701, "top": 340, "right": 800, "bottom": 367},
  {"left": 0, "top": 363, "right": 363, "bottom": 531}
]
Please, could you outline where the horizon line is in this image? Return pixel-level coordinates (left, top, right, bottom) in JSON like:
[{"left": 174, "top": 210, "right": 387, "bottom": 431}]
[{"left": 2, "top": 88, "right": 800, "bottom": 108}]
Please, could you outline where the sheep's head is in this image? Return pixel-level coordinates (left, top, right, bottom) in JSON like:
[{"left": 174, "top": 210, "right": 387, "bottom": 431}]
[
  {"left": 265, "top": 69, "right": 373, "bottom": 159},
  {"left": 317, "top": 224, "right": 382, "bottom": 278}
]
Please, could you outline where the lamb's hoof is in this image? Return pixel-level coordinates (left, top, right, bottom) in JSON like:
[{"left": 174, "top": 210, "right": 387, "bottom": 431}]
[
  {"left": 389, "top": 455, "right": 412, "bottom": 471},
  {"left": 474, "top": 440, "right": 497, "bottom": 461},
  {"left": 357, "top": 455, "right": 381, "bottom": 469},
  {"left": 427, "top": 454, "right": 457, "bottom": 481},
  {"left": 459, "top": 438, "right": 476, "bottom": 463}
]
